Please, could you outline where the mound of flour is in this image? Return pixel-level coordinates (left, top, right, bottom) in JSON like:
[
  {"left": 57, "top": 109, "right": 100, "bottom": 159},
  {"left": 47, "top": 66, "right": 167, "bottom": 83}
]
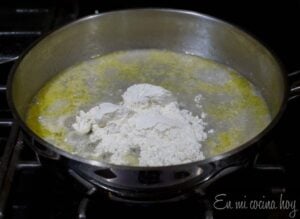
[{"left": 71, "top": 84, "right": 210, "bottom": 166}]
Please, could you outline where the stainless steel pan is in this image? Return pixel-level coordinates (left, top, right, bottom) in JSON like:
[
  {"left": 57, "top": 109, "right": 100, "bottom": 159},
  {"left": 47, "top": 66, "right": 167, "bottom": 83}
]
[{"left": 7, "top": 9, "right": 300, "bottom": 200}]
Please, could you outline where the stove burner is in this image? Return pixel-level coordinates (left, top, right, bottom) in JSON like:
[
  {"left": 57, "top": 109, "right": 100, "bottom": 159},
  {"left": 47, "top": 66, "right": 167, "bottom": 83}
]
[
  {"left": 1, "top": 128, "right": 295, "bottom": 218},
  {"left": 0, "top": 1, "right": 300, "bottom": 218},
  {"left": 72, "top": 164, "right": 292, "bottom": 219},
  {"left": 76, "top": 189, "right": 213, "bottom": 219}
]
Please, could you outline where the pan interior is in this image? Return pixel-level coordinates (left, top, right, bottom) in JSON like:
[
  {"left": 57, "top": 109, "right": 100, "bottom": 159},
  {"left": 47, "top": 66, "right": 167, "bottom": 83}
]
[{"left": 25, "top": 49, "right": 271, "bottom": 166}]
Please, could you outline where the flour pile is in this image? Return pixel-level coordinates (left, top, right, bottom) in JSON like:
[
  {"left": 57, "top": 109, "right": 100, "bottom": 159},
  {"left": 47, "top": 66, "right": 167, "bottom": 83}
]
[{"left": 70, "top": 83, "right": 211, "bottom": 166}]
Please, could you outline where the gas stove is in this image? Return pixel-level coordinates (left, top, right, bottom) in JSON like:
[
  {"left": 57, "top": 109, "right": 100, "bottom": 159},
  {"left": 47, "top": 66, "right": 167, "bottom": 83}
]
[{"left": 0, "top": 1, "right": 299, "bottom": 219}]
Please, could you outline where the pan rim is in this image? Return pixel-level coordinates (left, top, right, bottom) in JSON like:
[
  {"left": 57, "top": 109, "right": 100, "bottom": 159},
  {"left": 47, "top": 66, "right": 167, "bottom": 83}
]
[{"left": 6, "top": 8, "right": 289, "bottom": 170}]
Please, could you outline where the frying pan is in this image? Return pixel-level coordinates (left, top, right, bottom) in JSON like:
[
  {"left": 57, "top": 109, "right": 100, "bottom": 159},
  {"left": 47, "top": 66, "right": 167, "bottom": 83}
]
[{"left": 7, "top": 9, "right": 300, "bottom": 200}]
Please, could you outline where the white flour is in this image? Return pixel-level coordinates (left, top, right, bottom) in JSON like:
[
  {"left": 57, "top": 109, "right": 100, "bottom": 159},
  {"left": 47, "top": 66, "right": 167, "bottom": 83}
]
[{"left": 70, "top": 84, "right": 210, "bottom": 166}]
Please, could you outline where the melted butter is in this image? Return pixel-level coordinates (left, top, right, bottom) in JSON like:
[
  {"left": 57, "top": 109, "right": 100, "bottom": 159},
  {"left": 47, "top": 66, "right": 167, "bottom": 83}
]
[{"left": 26, "top": 49, "right": 271, "bottom": 158}]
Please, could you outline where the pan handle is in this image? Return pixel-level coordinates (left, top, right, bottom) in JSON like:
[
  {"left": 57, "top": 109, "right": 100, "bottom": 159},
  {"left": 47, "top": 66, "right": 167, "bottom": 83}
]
[{"left": 288, "top": 70, "right": 300, "bottom": 101}]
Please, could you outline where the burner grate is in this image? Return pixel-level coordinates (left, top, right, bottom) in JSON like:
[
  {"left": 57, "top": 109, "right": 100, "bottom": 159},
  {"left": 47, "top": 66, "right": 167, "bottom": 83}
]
[
  {"left": 0, "top": 0, "right": 79, "bottom": 64},
  {"left": 0, "top": 1, "right": 299, "bottom": 218}
]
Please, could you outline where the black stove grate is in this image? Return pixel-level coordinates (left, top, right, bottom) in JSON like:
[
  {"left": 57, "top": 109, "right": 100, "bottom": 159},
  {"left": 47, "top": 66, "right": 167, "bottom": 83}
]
[
  {"left": 0, "top": 1, "right": 300, "bottom": 219},
  {"left": 0, "top": 0, "right": 79, "bottom": 64},
  {"left": 2, "top": 142, "right": 298, "bottom": 219},
  {"left": 0, "top": 1, "right": 79, "bottom": 218}
]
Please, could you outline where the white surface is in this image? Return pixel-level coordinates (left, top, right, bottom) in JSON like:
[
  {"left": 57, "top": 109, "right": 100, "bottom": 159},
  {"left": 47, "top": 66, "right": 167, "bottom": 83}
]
[{"left": 71, "top": 84, "right": 210, "bottom": 166}]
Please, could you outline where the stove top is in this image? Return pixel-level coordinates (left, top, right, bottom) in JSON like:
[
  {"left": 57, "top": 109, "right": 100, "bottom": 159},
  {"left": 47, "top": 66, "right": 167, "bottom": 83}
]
[{"left": 0, "top": 1, "right": 299, "bottom": 219}]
